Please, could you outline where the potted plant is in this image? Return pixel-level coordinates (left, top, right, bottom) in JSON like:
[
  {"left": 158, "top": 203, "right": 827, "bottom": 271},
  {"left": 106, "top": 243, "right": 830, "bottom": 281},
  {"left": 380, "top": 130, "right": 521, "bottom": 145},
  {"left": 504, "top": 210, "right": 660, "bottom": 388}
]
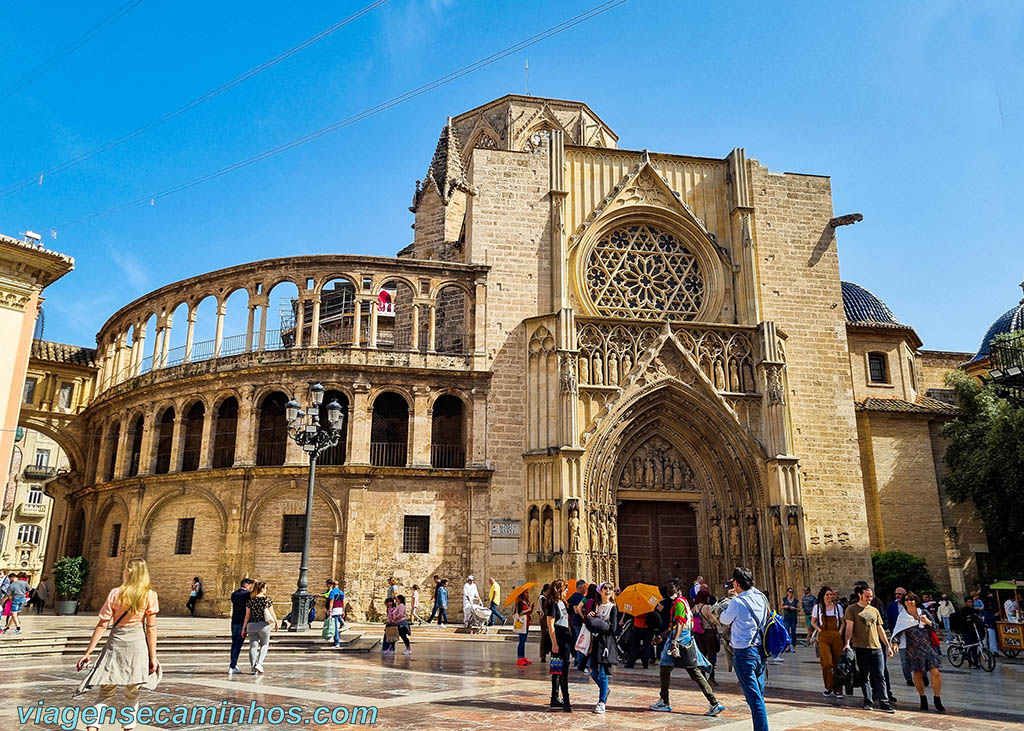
[{"left": 53, "top": 556, "right": 90, "bottom": 615}]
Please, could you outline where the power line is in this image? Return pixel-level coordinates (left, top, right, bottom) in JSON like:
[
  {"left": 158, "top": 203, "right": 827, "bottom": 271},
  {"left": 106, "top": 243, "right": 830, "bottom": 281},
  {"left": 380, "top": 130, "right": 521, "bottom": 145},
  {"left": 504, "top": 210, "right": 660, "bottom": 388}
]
[
  {"left": 53, "top": 0, "right": 628, "bottom": 232},
  {"left": 0, "top": 0, "right": 390, "bottom": 199},
  {"left": 0, "top": 0, "right": 147, "bottom": 101}
]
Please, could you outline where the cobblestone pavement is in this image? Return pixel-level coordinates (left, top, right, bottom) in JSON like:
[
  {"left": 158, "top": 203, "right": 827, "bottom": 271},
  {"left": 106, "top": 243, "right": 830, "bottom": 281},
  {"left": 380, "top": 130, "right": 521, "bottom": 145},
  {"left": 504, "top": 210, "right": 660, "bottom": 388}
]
[{"left": 2, "top": 636, "right": 1023, "bottom": 729}]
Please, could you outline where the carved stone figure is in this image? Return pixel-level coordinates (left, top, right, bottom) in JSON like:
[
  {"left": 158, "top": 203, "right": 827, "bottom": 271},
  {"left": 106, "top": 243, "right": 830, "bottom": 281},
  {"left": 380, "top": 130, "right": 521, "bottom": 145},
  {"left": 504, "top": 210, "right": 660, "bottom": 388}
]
[
  {"left": 710, "top": 518, "right": 723, "bottom": 558},
  {"left": 944, "top": 527, "right": 962, "bottom": 562},
  {"left": 714, "top": 361, "right": 726, "bottom": 390},
  {"left": 542, "top": 515, "right": 554, "bottom": 554},
  {"left": 771, "top": 511, "right": 784, "bottom": 557},
  {"left": 787, "top": 511, "right": 802, "bottom": 556},
  {"left": 569, "top": 507, "right": 581, "bottom": 553},
  {"left": 728, "top": 515, "right": 741, "bottom": 558},
  {"left": 729, "top": 360, "right": 740, "bottom": 391},
  {"left": 607, "top": 516, "right": 617, "bottom": 554},
  {"left": 621, "top": 352, "right": 632, "bottom": 377},
  {"left": 745, "top": 514, "right": 760, "bottom": 556},
  {"left": 528, "top": 515, "right": 540, "bottom": 554},
  {"left": 578, "top": 355, "right": 589, "bottom": 385},
  {"left": 599, "top": 515, "right": 609, "bottom": 555},
  {"left": 608, "top": 354, "right": 618, "bottom": 385},
  {"left": 592, "top": 354, "right": 603, "bottom": 385}
]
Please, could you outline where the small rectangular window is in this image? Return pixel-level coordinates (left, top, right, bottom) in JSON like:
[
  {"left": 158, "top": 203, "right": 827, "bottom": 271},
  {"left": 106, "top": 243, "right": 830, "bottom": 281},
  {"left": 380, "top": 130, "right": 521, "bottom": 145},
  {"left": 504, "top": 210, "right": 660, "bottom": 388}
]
[
  {"left": 35, "top": 449, "right": 50, "bottom": 467},
  {"left": 22, "top": 378, "right": 37, "bottom": 404},
  {"left": 280, "top": 514, "right": 305, "bottom": 553},
  {"left": 26, "top": 489, "right": 43, "bottom": 505},
  {"left": 109, "top": 523, "right": 122, "bottom": 557},
  {"left": 868, "top": 353, "right": 888, "bottom": 384},
  {"left": 58, "top": 382, "right": 74, "bottom": 409},
  {"left": 175, "top": 518, "right": 195, "bottom": 555},
  {"left": 403, "top": 515, "right": 430, "bottom": 554}
]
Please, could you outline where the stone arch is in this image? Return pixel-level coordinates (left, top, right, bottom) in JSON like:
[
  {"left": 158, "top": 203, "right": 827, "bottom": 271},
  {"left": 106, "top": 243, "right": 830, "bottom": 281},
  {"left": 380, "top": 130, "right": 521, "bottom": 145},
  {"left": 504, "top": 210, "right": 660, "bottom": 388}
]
[
  {"left": 140, "top": 486, "right": 229, "bottom": 537},
  {"left": 571, "top": 206, "right": 727, "bottom": 324},
  {"left": 91, "top": 494, "right": 131, "bottom": 593},
  {"left": 242, "top": 482, "right": 343, "bottom": 602},
  {"left": 16, "top": 416, "right": 86, "bottom": 474},
  {"left": 584, "top": 380, "right": 768, "bottom": 587},
  {"left": 430, "top": 393, "right": 466, "bottom": 468},
  {"left": 315, "top": 272, "right": 359, "bottom": 295}
]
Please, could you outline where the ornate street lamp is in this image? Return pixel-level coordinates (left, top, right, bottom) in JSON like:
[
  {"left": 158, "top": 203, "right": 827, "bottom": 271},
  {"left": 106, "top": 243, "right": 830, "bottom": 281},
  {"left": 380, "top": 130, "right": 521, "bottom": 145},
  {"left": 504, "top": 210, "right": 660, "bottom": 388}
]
[{"left": 285, "top": 382, "right": 344, "bottom": 631}]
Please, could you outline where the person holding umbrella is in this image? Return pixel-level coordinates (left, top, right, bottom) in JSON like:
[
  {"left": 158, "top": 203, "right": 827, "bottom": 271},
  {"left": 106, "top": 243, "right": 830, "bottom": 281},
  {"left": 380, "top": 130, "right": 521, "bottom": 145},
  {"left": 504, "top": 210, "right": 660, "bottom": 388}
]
[{"left": 505, "top": 582, "right": 535, "bottom": 666}]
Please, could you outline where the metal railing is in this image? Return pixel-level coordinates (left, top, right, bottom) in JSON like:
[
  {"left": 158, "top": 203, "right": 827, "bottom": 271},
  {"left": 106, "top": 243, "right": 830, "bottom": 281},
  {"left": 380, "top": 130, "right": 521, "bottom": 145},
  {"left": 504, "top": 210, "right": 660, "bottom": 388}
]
[
  {"left": 989, "top": 331, "right": 1024, "bottom": 404},
  {"left": 430, "top": 444, "right": 465, "bottom": 469},
  {"left": 370, "top": 442, "right": 407, "bottom": 467},
  {"left": 23, "top": 465, "right": 57, "bottom": 479},
  {"left": 256, "top": 441, "right": 287, "bottom": 466}
]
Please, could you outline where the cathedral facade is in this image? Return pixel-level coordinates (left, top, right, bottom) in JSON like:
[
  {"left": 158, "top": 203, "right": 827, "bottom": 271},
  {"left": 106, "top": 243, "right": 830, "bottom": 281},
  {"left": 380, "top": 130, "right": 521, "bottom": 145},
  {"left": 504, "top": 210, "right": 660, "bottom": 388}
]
[{"left": 20, "top": 95, "right": 987, "bottom": 616}]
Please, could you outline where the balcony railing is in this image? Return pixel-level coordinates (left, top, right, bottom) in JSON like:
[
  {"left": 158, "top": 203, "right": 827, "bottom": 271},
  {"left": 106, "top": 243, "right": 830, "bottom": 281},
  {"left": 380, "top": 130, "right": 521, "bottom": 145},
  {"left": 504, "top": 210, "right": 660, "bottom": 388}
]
[
  {"left": 989, "top": 331, "right": 1024, "bottom": 404},
  {"left": 18, "top": 502, "right": 47, "bottom": 517},
  {"left": 370, "top": 442, "right": 407, "bottom": 467},
  {"left": 430, "top": 444, "right": 466, "bottom": 469},
  {"left": 256, "top": 441, "right": 287, "bottom": 467},
  {"left": 23, "top": 465, "right": 57, "bottom": 480}
]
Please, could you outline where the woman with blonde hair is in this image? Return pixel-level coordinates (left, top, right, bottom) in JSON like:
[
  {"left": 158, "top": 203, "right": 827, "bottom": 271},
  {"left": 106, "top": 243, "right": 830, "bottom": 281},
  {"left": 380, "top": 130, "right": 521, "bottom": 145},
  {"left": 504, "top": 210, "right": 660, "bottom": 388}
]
[
  {"left": 75, "top": 558, "right": 161, "bottom": 731},
  {"left": 241, "top": 581, "right": 277, "bottom": 674}
]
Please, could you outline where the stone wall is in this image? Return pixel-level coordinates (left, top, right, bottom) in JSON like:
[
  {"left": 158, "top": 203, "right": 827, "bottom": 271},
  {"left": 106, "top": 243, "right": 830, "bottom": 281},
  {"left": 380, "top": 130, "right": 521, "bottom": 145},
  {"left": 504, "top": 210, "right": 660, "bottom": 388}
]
[
  {"left": 750, "top": 164, "right": 873, "bottom": 589},
  {"left": 856, "top": 412, "right": 951, "bottom": 593},
  {"left": 465, "top": 146, "right": 552, "bottom": 586}
]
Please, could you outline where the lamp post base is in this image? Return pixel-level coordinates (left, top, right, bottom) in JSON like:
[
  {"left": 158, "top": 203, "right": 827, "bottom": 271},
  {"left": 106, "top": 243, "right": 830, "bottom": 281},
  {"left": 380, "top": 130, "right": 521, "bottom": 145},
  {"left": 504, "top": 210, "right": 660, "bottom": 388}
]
[{"left": 289, "top": 590, "right": 315, "bottom": 632}]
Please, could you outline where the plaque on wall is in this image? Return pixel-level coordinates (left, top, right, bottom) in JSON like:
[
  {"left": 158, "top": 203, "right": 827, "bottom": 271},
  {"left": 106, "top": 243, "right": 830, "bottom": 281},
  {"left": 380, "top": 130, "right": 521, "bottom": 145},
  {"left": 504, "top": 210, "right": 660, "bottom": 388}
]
[{"left": 489, "top": 519, "right": 522, "bottom": 538}]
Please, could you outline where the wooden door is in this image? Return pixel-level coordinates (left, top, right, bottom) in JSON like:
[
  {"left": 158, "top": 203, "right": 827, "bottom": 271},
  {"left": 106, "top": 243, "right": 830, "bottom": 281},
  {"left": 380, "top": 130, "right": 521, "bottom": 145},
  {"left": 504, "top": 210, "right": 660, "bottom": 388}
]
[{"left": 617, "top": 500, "right": 698, "bottom": 589}]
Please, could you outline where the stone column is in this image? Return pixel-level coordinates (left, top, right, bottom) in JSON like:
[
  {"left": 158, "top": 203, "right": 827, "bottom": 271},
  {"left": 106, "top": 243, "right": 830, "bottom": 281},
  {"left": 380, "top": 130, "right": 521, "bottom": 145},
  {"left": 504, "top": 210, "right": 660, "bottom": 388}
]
[
  {"left": 427, "top": 305, "right": 436, "bottom": 352},
  {"left": 473, "top": 279, "right": 487, "bottom": 355},
  {"left": 244, "top": 303, "right": 255, "bottom": 352},
  {"left": 410, "top": 386, "right": 431, "bottom": 468},
  {"left": 214, "top": 301, "right": 226, "bottom": 357},
  {"left": 199, "top": 404, "right": 215, "bottom": 469},
  {"left": 151, "top": 327, "right": 162, "bottom": 370},
  {"left": 351, "top": 299, "right": 363, "bottom": 348},
  {"left": 349, "top": 382, "right": 371, "bottom": 465},
  {"left": 469, "top": 387, "right": 488, "bottom": 468},
  {"left": 113, "top": 412, "right": 129, "bottom": 479},
  {"left": 171, "top": 412, "right": 186, "bottom": 472},
  {"left": 410, "top": 302, "right": 420, "bottom": 351},
  {"left": 368, "top": 299, "right": 379, "bottom": 349},
  {"left": 132, "top": 328, "right": 146, "bottom": 376},
  {"left": 184, "top": 309, "right": 196, "bottom": 362},
  {"left": 294, "top": 298, "right": 305, "bottom": 348},
  {"left": 257, "top": 303, "right": 268, "bottom": 351},
  {"left": 309, "top": 295, "right": 321, "bottom": 348},
  {"left": 235, "top": 386, "right": 256, "bottom": 466},
  {"left": 138, "top": 407, "right": 156, "bottom": 475}
]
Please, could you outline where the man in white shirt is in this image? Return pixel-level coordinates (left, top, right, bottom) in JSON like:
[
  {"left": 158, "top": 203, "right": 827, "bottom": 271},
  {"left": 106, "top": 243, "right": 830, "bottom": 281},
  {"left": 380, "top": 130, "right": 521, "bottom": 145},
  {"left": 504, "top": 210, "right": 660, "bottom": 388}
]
[
  {"left": 718, "top": 567, "right": 770, "bottom": 731},
  {"left": 462, "top": 575, "right": 481, "bottom": 626}
]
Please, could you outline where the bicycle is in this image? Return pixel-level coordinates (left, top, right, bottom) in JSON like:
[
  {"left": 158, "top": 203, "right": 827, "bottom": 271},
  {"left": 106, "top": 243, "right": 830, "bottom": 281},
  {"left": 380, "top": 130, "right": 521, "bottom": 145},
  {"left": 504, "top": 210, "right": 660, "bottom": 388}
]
[{"left": 946, "top": 631, "right": 996, "bottom": 672}]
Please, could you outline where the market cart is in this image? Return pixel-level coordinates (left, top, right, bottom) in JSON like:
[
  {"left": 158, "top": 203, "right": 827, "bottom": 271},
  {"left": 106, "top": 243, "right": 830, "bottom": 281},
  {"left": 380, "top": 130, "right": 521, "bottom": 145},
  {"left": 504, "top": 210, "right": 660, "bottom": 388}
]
[{"left": 990, "top": 580, "right": 1022, "bottom": 658}]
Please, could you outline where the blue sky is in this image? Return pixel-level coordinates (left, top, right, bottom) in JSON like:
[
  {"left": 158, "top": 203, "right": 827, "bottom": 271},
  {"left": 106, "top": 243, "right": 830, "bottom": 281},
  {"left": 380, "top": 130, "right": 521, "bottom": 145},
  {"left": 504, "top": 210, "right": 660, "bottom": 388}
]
[{"left": 2, "top": 0, "right": 1021, "bottom": 352}]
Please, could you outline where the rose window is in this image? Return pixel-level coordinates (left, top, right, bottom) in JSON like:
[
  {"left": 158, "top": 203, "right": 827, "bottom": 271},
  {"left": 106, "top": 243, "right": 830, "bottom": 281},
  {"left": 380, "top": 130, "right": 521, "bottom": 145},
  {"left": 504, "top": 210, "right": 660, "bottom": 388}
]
[{"left": 585, "top": 224, "right": 705, "bottom": 320}]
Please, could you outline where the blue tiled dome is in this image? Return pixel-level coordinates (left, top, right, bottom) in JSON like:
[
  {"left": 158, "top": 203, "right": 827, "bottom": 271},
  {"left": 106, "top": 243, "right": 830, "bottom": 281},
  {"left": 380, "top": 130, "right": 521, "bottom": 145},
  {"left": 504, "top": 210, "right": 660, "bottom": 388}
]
[
  {"left": 973, "top": 294, "right": 1024, "bottom": 360},
  {"left": 841, "top": 281, "right": 904, "bottom": 327}
]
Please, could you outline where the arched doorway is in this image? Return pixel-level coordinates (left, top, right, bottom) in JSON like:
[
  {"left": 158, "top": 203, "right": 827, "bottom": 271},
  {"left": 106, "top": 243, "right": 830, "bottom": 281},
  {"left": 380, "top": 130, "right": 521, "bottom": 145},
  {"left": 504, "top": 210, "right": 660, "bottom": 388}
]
[{"left": 584, "top": 378, "right": 769, "bottom": 591}]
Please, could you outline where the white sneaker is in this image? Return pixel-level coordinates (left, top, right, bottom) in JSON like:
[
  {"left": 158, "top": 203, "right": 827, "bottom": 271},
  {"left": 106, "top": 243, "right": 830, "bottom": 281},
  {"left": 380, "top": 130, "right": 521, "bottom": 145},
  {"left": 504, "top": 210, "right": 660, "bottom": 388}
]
[
  {"left": 440, "top": 624, "right": 447, "bottom": 629},
  {"left": 254, "top": 664, "right": 264, "bottom": 674},
  {"left": 768, "top": 656, "right": 785, "bottom": 664},
  {"left": 649, "top": 699, "right": 672, "bottom": 712},
  {"left": 403, "top": 648, "right": 412, "bottom": 655},
  {"left": 228, "top": 667, "right": 241, "bottom": 675},
  {"left": 594, "top": 702, "right": 606, "bottom": 714}
]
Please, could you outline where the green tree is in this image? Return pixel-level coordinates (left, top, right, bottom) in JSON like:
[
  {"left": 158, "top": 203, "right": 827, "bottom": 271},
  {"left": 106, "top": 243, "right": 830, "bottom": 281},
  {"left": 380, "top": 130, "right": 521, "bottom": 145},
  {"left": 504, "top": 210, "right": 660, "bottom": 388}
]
[
  {"left": 872, "top": 550, "right": 937, "bottom": 600},
  {"left": 941, "top": 369, "right": 1024, "bottom": 577}
]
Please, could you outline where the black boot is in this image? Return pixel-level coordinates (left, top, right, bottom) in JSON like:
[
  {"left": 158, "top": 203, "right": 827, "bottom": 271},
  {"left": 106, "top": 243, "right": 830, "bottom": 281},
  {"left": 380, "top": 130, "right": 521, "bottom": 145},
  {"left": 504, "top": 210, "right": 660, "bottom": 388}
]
[
  {"left": 920, "top": 695, "right": 928, "bottom": 711},
  {"left": 934, "top": 696, "right": 945, "bottom": 713}
]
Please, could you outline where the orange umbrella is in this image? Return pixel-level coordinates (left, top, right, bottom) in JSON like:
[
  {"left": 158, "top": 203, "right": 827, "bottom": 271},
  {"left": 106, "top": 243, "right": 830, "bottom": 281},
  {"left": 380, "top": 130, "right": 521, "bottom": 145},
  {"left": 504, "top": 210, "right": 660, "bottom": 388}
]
[
  {"left": 616, "top": 583, "right": 662, "bottom": 616},
  {"left": 504, "top": 581, "right": 536, "bottom": 608},
  {"left": 566, "top": 578, "right": 587, "bottom": 597}
]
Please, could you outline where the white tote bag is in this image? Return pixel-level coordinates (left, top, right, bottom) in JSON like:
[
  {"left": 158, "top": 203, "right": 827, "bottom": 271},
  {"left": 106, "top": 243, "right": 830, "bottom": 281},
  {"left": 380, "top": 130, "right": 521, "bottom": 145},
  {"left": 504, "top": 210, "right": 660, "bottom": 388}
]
[{"left": 574, "top": 625, "right": 592, "bottom": 654}]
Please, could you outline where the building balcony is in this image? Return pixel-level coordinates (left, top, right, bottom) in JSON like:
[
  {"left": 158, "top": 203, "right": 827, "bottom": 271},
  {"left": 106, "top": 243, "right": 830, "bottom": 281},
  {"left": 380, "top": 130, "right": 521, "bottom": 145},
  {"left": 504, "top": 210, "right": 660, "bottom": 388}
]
[{"left": 22, "top": 465, "right": 57, "bottom": 480}]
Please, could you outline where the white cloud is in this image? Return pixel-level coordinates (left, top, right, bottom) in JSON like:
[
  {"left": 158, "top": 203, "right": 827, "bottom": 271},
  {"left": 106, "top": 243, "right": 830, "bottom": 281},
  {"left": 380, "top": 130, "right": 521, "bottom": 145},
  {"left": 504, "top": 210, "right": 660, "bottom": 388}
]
[{"left": 107, "top": 247, "right": 150, "bottom": 291}]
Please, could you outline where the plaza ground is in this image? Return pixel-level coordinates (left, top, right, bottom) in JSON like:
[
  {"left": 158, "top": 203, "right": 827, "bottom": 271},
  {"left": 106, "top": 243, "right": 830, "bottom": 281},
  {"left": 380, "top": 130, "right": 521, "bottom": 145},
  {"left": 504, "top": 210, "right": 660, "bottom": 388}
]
[{"left": 2, "top": 616, "right": 1023, "bottom": 729}]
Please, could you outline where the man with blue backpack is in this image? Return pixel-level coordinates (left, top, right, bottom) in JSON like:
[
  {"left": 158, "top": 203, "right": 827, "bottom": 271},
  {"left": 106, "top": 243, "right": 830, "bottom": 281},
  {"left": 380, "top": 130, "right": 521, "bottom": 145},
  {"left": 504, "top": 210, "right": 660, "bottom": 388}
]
[{"left": 719, "top": 566, "right": 788, "bottom": 731}]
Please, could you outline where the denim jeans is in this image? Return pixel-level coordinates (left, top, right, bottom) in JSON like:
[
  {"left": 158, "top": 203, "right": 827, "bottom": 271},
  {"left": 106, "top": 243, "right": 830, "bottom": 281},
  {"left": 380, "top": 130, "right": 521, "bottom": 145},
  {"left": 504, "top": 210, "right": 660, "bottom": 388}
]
[
  {"left": 782, "top": 612, "right": 798, "bottom": 649},
  {"left": 332, "top": 615, "right": 342, "bottom": 645},
  {"left": 590, "top": 664, "right": 610, "bottom": 703},
  {"left": 427, "top": 602, "right": 438, "bottom": 623},
  {"left": 230, "top": 623, "right": 244, "bottom": 668},
  {"left": 942, "top": 615, "right": 950, "bottom": 635},
  {"left": 488, "top": 600, "right": 506, "bottom": 626},
  {"left": 436, "top": 607, "right": 447, "bottom": 625},
  {"left": 854, "top": 647, "right": 887, "bottom": 706},
  {"left": 733, "top": 646, "right": 768, "bottom": 731},
  {"left": 517, "top": 632, "right": 528, "bottom": 658}
]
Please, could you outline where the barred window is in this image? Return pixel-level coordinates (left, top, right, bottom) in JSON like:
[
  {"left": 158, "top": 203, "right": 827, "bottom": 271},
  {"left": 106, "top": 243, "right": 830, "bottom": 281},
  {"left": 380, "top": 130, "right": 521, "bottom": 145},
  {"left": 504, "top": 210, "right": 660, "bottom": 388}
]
[
  {"left": 868, "top": 352, "right": 888, "bottom": 384},
  {"left": 280, "top": 514, "right": 305, "bottom": 553},
  {"left": 403, "top": 515, "right": 430, "bottom": 554},
  {"left": 109, "top": 523, "right": 122, "bottom": 557},
  {"left": 17, "top": 524, "right": 41, "bottom": 544},
  {"left": 175, "top": 518, "right": 195, "bottom": 555}
]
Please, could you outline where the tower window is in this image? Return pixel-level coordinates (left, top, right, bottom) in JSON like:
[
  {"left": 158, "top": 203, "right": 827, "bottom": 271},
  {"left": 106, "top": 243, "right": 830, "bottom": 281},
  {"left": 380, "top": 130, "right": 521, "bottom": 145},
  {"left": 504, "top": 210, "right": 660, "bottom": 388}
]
[
  {"left": 868, "top": 352, "right": 889, "bottom": 384},
  {"left": 175, "top": 518, "right": 195, "bottom": 555},
  {"left": 403, "top": 515, "right": 430, "bottom": 553},
  {"left": 280, "top": 514, "right": 305, "bottom": 553}
]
